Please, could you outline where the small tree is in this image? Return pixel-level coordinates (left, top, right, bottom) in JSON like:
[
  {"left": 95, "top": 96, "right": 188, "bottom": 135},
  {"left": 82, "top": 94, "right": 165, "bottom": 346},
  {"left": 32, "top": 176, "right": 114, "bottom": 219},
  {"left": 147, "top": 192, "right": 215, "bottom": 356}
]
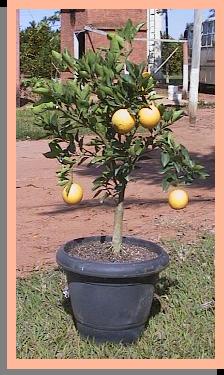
[
  {"left": 20, "top": 19, "right": 60, "bottom": 79},
  {"left": 33, "top": 20, "right": 207, "bottom": 254},
  {"left": 161, "top": 33, "right": 183, "bottom": 76}
]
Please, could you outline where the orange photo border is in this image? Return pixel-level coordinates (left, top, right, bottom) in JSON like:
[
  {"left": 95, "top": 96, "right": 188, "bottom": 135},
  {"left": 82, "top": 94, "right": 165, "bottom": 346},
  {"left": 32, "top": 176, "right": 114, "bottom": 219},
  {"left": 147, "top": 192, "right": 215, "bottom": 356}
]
[{"left": 8, "top": 0, "right": 224, "bottom": 370}]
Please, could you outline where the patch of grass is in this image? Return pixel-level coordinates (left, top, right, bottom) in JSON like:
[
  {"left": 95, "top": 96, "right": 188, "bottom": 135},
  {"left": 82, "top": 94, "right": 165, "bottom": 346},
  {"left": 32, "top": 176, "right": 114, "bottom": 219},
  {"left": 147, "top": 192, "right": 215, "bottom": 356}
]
[
  {"left": 16, "top": 234, "right": 214, "bottom": 359},
  {"left": 16, "top": 107, "right": 48, "bottom": 140},
  {"left": 16, "top": 107, "right": 92, "bottom": 141}
]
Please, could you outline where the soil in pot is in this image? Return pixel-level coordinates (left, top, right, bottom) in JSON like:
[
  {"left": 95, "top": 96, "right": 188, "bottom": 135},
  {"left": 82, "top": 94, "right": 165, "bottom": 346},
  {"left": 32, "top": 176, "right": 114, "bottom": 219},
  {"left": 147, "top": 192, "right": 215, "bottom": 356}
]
[{"left": 66, "top": 240, "right": 159, "bottom": 263}]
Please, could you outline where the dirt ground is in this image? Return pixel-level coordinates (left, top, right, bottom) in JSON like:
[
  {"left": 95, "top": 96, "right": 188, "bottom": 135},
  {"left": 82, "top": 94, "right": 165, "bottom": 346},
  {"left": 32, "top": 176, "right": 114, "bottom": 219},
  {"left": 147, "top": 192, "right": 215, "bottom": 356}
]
[{"left": 16, "top": 106, "right": 215, "bottom": 277}]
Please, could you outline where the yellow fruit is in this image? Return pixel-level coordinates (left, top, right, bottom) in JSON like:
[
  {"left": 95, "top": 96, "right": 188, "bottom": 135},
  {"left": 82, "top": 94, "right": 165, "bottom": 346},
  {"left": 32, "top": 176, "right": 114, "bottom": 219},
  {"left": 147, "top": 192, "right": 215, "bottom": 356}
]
[
  {"left": 62, "top": 182, "right": 83, "bottom": 205},
  {"left": 112, "top": 109, "right": 135, "bottom": 134},
  {"left": 138, "top": 105, "right": 161, "bottom": 129},
  {"left": 168, "top": 189, "right": 189, "bottom": 210},
  {"left": 142, "top": 71, "right": 151, "bottom": 78}
]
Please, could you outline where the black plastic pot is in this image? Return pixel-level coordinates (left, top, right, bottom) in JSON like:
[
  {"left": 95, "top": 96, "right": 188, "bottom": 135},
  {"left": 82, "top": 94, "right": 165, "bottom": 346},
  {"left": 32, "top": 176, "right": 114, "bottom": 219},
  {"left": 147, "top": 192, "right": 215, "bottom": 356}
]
[{"left": 56, "top": 236, "right": 169, "bottom": 344}]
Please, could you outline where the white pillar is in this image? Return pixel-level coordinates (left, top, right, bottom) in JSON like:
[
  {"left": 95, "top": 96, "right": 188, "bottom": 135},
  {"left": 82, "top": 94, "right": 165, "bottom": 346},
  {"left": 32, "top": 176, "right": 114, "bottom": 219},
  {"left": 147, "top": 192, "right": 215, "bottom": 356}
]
[
  {"left": 154, "top": 9, "right": 162, "bottom": 78},
  {"left": 74, "top": 33, "right": 79, "bottom": 59},
  {"left": 189, "top": 10, "right": 203, "bottom": 124},
  {"left": 182, "top": 40, "right": 188, "bottom": 99}
]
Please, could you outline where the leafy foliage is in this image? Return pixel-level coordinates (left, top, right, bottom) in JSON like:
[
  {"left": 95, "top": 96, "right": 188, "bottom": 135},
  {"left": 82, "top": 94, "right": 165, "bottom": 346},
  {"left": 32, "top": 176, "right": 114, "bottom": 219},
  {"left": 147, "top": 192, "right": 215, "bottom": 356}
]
[
  {"left": 20, "top": 19, "right": 60, "bottom": 79},
  {"left": 32, "top": 19, "right": 207, "bottom": 202},
  {"left": 161, "top": 33, "right": 183, "bottom": 75}
]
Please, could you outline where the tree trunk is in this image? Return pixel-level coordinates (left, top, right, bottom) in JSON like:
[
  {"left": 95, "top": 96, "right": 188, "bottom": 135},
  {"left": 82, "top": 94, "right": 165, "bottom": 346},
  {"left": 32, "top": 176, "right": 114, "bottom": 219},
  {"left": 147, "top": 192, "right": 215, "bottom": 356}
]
[{"left": 112, "top": 188, "right": 125, "bottom": 254}]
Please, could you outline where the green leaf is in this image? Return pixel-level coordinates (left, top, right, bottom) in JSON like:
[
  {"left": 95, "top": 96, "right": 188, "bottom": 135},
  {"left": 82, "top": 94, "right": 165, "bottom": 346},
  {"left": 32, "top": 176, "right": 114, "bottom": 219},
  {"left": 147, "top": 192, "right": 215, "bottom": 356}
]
[
  {"left": 172, "top": 110, "right": 184, "bottom": 123},
  {"left": 163, "top": 110, "right": 173, "bottom": 122},
  {"left": 107, "top": 32, "right": 116, "bottom": 40},
  {"left": 115, "top": 63, "right": 124, "bottom": 73},
  {"left": 86, "top": 50, "right": 97, "bottom": 67},
  {"left": 161, "top": 152, "right": 170, "bottom": 167},
  {"left": 80, "top": 84, "right": 91, "bottom": 100},
  {"left": 61, "top": 180, "right": 72, "bottom": 193},
  {"left": 61, "top": 156, "right": 74, "bottom": 165},
  {"left": 109, "top": 39, "right": 120, "bottom": 56},
  {"left": 43, "top": 151, "right": 58, "bottom": 159},
  {"left": 162, "top": 174, "right": 177, "bottom": 191},
  {"left": 173, "top": 162, "right": 181, "bottom": 173},
  {"left": 62, "top": 49, "right": 76, "bottom": 68},
  {"left": 95, "top": 64, "right": 104, "bottom": 76},
  {"left": 52, "top": 50, "right": 62, "bottom": 63},
  {"left": 79, "top": 70, "right": 89, "bottom": 79},
  {"left": 125, "top": 61, "right": 136, "bottom": 79},
  {"left": 32, "top": 102, "right": 56, "bottom": 114},
  {"left": 52, "top": 81, "right": 63, "bottom": 96},
  {"left": 58, "top": 179, "right": 70, "bottom": 186},
  {"left": 32, "top": 87, "right": 51, "bottom": 95},
  {"left": 181, "top": 145, "right": 190, "bottom": 162},
  {"left": 122, "top": 74, "right": 135, "bottom": 86},
  {"left": 157, "top": 104, "right": 166, "bottom": 117},
  {"left": 98, "top": 85, "right": 114, "bottom": 96},
  {"left": 162, "top": 178, "right": 170, "bottom": 191},
  {"left": 167, "top": 132, "right": 174, "bottom": 148}
]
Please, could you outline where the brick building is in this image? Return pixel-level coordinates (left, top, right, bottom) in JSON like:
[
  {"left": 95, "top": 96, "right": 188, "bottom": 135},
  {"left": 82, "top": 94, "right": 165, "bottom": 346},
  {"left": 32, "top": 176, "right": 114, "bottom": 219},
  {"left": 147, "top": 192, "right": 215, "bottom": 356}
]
[
  {"left": 60, "top": 9, "right": 164, "bottom": 80},
  {"left": 61, "top": 9, "right": 147, "bottom": 64}
]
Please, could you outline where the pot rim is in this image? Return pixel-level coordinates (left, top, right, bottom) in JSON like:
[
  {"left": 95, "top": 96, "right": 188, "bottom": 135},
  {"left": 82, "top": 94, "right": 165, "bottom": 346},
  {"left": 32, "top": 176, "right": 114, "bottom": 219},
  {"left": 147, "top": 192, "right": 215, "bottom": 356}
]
[{"left": 56, "top": 235, "right": 169, "bottom": 278}]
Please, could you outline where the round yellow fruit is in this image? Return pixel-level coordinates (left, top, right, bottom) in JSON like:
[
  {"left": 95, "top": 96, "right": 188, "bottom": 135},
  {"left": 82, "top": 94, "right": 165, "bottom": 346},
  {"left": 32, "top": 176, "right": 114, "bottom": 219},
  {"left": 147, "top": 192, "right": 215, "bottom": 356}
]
[
  {"left": 168, "top": 189, "right": 189, "bottom": 210},
  {"left": 142, "top": 71, "right": 151, "bottom": 78},
  {"left": 112, "top": 109, "right": 135, "bottom": 134},
  {"left": 138, "top": 105, "right": 161, "bottom": 129},
  {"left": 62, "top": 182, "right": 83, "bottom": 205}
]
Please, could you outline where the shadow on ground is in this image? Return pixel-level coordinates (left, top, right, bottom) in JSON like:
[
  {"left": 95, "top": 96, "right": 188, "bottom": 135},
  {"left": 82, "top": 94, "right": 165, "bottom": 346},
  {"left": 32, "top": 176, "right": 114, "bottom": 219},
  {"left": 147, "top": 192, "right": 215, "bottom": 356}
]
[
  {"left": 75, "top": 147, "right": 215, "bottom": 191},
  {"left": 37, "top": 195, "right": 214, "bottom": 216}
]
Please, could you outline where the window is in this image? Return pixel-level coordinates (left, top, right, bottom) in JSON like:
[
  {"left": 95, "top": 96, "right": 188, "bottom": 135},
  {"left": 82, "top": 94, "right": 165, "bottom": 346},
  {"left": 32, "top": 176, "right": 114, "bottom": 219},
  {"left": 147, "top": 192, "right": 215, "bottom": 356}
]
[
  {"left": 201, "top": 35, "right": 206, "bottom": 47},
  {"left": 202, "top": 22, "right": 208, "bottom": 34},
  {"left": 208, "top": 22, "right": 213, "bottom": 34},
  {"left": 201, "top": 20, "right": 215, "bottom": 48},
  {"left": 187, "top": 19, "right": 215, "bottom": 49},
  {"left": 207, "top": 35, "right": 211, "bottom": 46}
]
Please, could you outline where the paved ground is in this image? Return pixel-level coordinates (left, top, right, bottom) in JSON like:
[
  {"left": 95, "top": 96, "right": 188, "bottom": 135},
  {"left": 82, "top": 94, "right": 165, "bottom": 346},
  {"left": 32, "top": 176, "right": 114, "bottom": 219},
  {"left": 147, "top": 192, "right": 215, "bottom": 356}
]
[{"left": 16, "top": 107, "right": 215, "bottom": 277}]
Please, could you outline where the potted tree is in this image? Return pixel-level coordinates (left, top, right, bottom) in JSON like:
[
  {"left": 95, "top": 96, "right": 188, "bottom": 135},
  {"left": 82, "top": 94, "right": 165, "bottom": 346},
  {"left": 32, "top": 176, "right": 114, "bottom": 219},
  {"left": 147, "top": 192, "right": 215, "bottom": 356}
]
[{"left": 32, "top": 20, "right": 208, "bottom": 343}]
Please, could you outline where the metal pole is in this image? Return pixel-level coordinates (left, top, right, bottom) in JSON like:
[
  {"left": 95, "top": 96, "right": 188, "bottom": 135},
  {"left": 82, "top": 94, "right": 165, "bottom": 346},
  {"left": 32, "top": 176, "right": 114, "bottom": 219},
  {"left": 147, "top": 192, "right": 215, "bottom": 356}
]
[
  {"left": 165, "top": 9, "right": 169, "bottom": 38},
  {"left": 188, "top": 10, "right": 203, "bottom": 124},
  {"left": 182, "top": 40, "right": 188, "bottom": 99},
  {"left": 154, "top": 46, "right": 179, "bottom": 73}
]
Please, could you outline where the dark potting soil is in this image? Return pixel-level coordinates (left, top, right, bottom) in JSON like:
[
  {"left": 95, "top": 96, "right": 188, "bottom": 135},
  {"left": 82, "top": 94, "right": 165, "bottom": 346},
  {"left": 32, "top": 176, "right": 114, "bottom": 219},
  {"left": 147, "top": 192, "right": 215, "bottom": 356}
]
[{"left": 66, "top": 241, "right": 158, "bottom": 263}]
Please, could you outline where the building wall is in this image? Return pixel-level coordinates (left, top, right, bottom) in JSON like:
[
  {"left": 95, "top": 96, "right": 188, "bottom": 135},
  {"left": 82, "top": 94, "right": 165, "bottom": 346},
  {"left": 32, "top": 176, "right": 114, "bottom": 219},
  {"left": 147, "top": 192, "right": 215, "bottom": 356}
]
[
  {"left": 83, "top": 9, "right": 147, "bottom": 31},
  {"left": 85, "top": 29, "right": 147, "bottom": 64},
  {"left": 61, "top": 9, "right": 147, "bottom": 66}
]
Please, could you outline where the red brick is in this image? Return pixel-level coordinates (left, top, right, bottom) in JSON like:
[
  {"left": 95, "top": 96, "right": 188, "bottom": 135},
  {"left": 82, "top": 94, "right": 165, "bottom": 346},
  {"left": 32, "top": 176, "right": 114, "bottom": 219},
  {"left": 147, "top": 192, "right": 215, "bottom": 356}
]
[{"left": 61, "top": 9, "right": 147, "bottom": 67}]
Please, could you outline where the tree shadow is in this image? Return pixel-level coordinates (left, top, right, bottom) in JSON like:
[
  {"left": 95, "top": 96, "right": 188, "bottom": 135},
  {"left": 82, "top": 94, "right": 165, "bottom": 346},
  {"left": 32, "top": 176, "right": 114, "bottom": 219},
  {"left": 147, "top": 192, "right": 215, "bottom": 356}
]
[
  {"left": 148, "top": 276, "right": 178, "bottom": 318},
  {"left": 37, "top": 194, "right": 214, "bottom": 216},
  {"left": 75, "top": 146, "right": 215, "bottom": 191},
  {"left": 28, "top": 142, "right": 214, "bottom": 217}
]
